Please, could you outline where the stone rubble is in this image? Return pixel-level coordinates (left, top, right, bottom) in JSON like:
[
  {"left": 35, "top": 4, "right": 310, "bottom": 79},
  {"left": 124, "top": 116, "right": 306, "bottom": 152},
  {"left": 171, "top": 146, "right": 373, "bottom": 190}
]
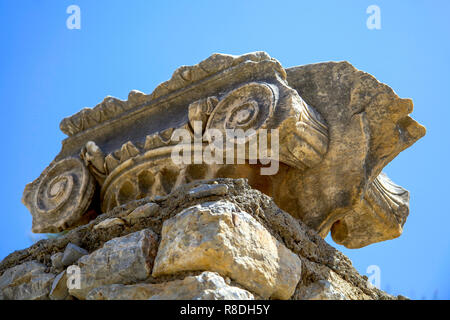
[
  {"left": 93, "top": 217, "right": 125, "bottom": 230},
  {"left": 1, "top": 178, "right": 404, "bottom": 300},
  {"left": 152, "top": 200, "right": 302, "bottom": 299},
  {"left": 61, "top": 243, "right": 88, "bottom": 267},
  {"left": 87, "top": 272, "right": 255, "bottom": 300},
  {"left": 124, "top": 202, "right": 160, "bottom": 224},
  {"left": 0, "top": 261, "right": 55, "bottom": 300},
  {"left": 49, "top": 270, "right": 70, "bottom": 300},
  {"left": 68, "top": 229, "right": 158, "bottom": 299},
  {"left": 296, "top": 280, "right": 347, "bottom": 300}
]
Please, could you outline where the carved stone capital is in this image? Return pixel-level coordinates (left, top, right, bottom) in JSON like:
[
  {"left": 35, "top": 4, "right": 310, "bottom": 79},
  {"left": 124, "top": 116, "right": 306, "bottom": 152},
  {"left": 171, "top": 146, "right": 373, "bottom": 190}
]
[
  {"left": 22, "top": 157, "right": 96, "bottom": 233},
  {"left": 22, "top": 52, "right": 425, "bottom": 250},
  {"left": 331, "top": 172, "right": 410, "bottom": 248}
]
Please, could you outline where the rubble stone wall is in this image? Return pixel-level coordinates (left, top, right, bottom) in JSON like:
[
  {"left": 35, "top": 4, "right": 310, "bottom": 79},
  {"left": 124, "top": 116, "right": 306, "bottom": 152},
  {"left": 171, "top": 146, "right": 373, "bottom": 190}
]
[{"left": 1, "top": 179, "right": 399, "bottom": 300}]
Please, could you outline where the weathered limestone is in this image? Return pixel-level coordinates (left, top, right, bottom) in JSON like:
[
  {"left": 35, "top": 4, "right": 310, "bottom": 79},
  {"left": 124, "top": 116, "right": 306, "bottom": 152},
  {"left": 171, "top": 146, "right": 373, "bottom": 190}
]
[
  {"left": 152, "top": 200, "right": 302, "bottom": 299},
  {"left": 124, "top": 202, "right": 160, "bottom": 224},
  {"left": 50, "top": 243, "right": 88, "bottom": 272},
  {"left": 20, "top": 52, "right": 425, "bottom": 250},
  {"left": 87, "top": 272, "right": 255, "bottom": 300},
  {"left": 61, "top": 243, "right": 88, "bottom": 267},
  {"left": 49, "top": 271, "right": 70, "bottom": 300},
  {"left": 330, "top": 172, "right": 410, "bottom": 248},
  {"left": 69, "top": 229, "right": 158, "bottom": 299},
  {"left": 284, "top": 62, "right": 425, "bottom": 243},
  {"left": 93, "top": 217, "right": 125, "bottom": 230},
  {"left": 296, "top": 280, "right": 347, "bottom": 300},
  {"left": 51, "top": 252, "right": 64, "bottom": 270},
  {"left": 5, "top": 51, "right": 426, "bottom": 301},
  {"left": 2, "top": 178, "right": 402, "bottom": 300},
  {"left": 0, "top": 261, "right": 55, "bottom": 300},
  {"left": 188, "top": 183, "right": 229, "bottom": 198}
]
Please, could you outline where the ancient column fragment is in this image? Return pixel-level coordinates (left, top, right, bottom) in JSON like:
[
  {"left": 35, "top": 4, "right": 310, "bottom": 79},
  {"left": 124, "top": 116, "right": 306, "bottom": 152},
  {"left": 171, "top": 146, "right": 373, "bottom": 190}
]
[
  {"left": 21, "top": 52, "right": 425, "bottom": 249},
  {"left": 284, "top": 62, "right": 425, "bottom": 244}
]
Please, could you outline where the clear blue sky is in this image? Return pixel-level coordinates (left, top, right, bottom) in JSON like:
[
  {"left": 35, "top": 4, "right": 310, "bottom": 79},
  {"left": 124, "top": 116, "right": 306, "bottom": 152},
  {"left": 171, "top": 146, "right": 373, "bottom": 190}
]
[{"left": 0, "top": 0, "right": 448, "bottom": 299}]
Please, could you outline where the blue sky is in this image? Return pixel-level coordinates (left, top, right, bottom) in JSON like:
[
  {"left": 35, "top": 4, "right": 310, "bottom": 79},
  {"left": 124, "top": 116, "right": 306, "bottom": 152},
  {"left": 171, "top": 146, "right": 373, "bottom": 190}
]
[{"left": 0, "top": 0, "right": 449, "bottom": 299}]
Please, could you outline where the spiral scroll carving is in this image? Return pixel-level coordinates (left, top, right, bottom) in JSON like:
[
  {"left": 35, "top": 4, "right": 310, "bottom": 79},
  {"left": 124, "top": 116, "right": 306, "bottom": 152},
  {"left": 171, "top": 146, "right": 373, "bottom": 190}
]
[
  {"left": 206, "top": 82, "right": 277, "bottom": 138},
  {"left": 22, "top": 157, "right": 96, "bottom": 233}
]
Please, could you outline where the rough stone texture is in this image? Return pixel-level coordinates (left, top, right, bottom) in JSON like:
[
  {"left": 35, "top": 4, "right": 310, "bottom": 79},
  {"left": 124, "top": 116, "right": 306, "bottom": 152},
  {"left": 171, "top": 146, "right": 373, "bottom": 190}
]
[
  {"left": 93, "top": 217, "right": 125, "bottom": 230},
  {"left": 1, "top": 178, "right": 401, "bottom": 300},
  {"left": 3, "top": 179, "right": 404, "bottom": 300},
  {"left": 295, "top": 279, "right": 347, "bottom": 300},
  {"left": 50, "top": 252, "right": 64, "bottom": 270},
  {"left": 0, "top": 261, "right": 55, "bottom": 300},
  {"left": 124, "top": 202, "right": 160, "bottom": 224},
  {"left": 61, "top": 243, "right": 88, "bottom": 267},
  {"left": 188, "top": 183, "right": 229, "bottom": 198},
  {"left": 87, "top": 272, "right": 254, "bottom": 300},
  {"left": 68, "top": 229, "right": 158, "bottom": 299},
  {"left": 152, "top": 200, "right": 302, "bottom": 299},
  {"left": 49, "top": 270, "right": 70, "bottom": 300},
  {"left": 331, "top": 172, "right": 410, "bottom": 248}
]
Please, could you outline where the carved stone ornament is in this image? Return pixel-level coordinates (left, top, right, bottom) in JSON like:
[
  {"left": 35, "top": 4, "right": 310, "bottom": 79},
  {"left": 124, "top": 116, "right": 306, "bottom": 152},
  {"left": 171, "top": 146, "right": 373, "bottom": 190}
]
[
  {"left": 22, "top": 52, "right": 425, "bottom": 249},
  {"left": 22, "top": 158, "right": 95, "bottom": 233}
]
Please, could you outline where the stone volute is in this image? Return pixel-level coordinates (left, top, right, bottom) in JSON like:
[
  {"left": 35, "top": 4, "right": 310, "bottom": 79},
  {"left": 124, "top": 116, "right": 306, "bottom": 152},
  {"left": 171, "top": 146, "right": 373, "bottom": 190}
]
[{"left": 21, "top": 52, "right": 425, "bottom": 249}]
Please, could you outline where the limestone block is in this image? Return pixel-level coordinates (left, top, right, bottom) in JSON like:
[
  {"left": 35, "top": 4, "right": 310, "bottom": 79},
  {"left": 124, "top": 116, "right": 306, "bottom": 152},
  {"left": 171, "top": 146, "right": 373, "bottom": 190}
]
[
  {"left": 150, "top": 272, "right": 255, "bottom": 300},
  {"left": 61, "top": 243, "right": 89, "bottom": 267},
  {"left": 68, "top": 229, "right": 158, "bottom": 299},
  {"left": 86, "top": 283, "right": 158, "bottom": 300},
  {"left": 49, "top": 271, "right": 69, "bottom": 300},
  {"left": 0, "top": 261, "right": 55, "bottom": 300},
  {"left": 51, "top": 252, "right": 64, "bottom": 270},
  {"left": 297, "top": 280, "right": 347, "bottom": 300},
  {"left": 93, "top": 217, "right": 125, "bottom": 230},
  {"left": 86, "top": 272, "right": 254, "bottom": 300},
  {"left": 152, "top": 200, "right": 302, "bottom": 299},
  {"left": 125, "top": 202, "right": 160, "bottom": 224},
  {"left": 188, "top": 183, "right": 229, "bottom": 198}
]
